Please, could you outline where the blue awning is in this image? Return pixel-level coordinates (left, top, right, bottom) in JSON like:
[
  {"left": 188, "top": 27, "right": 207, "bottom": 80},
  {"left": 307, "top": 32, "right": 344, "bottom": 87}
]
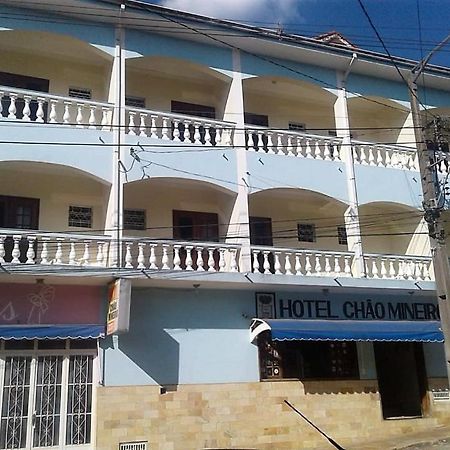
[
  {"left": 250, "top": 319, "right": 444, "bottom": 343},
  {"left": 0, "top": 324, "right": 105, "bottom": 340}
]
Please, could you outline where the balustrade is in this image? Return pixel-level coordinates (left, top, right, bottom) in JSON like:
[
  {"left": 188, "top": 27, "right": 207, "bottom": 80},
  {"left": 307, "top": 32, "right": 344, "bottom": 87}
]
[
  {"left": 125, "top": 107, "right": 235, "bottom": 147},
  {"left": 0, "top": 85, "right": 113, "bottom": 129},
  {"left": 352, "top": 141, "right": 419, "bottom": 171},
  {"left": 364, "top": 254, "right": 433, "bottom": 281},
  {"left": 244, "top": 127, "right": 341, "bottom": 161}
]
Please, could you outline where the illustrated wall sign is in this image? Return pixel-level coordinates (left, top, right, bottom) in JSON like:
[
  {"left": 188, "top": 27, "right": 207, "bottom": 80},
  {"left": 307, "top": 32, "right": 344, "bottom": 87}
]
[{"left": 256, "top": 292, "right": 440, "bottom": 321}]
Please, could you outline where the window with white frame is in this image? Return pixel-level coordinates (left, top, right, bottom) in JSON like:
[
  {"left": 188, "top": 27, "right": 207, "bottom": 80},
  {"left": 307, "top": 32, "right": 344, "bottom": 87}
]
[
  {"left": 68, "top": 206, "right": 92, "bottom": 228},
  {"left": 0, "top": 339, "right": 97, "bottom": 449}
]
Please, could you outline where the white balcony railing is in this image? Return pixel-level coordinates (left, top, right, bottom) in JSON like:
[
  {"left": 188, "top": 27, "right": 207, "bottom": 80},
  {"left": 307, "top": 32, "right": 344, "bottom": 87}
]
[
  {"left": 125, "top": 107, "right": 235, "bottom": 146},
  {"left": 364, "top": 253, "right": 433, "bottom": 281},
  {"left": 0, "top": 230, "right": 111, "bottom": 266},
  {"left": 122, "top": 238, "right": 240, "bottom": 272},
  {"left": 245, "top": 126, "right": 342, "bottom": 161},
  {"left": 352, "top": 140, "right": 419, "bottom": 171},
  {"left": 0, "top": 86, "right": 113, "bottom": 129},
  {"left": 251, "top": 246, "right": 354, "bottom": 277}
]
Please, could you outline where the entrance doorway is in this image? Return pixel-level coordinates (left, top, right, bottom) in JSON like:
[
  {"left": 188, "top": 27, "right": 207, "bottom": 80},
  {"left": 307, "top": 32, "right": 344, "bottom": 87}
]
[{"left": 374, "top": 342, "right": 428, "bottom": 419}]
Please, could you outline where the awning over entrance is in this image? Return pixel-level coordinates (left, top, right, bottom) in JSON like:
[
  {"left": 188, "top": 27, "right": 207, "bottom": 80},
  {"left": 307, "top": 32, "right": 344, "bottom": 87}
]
[
  {"left": 250, "top": 318, "right": 444, "bottom": 343},
  {"left": 0, "top": 324, "right": 105, "bottom": 340}
]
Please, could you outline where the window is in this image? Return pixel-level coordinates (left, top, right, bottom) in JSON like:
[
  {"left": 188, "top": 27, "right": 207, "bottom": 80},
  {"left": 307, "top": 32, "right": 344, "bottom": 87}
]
[
  {"left": 173, "top": 210, "right": 219, "bottom": 241},
  {"left": 337, "top": 225, "right": 348, "bottom": 245},
  {"left": 244, "top": 112, "right": 269, "bottom": 127},
  {"left": 0, "top": 195, "right": 39, "bottom": 230},
  {"left": 125, "top": 96, "right": 146, "bottom": 109},
  {"left": 258, "top": 333, "right": 359, "bottom": 380},
  {"left": 297, "top": 223, "right": 316, "bottom": 243},
  {"left": 171, "top": 101, "right": 215, "bottom": 119},
  {"left": 68, "top": 87, "right": 92, "bottom": 100},
  {"left": 68, "top": 206, "right": 92, "bottom": 228},
  {"left": 124, "top": 209, "right": 146, "bottom": 230},
  {"left": 0, "top": 339, "right": 96, "bottom": 448},
  {"left": 289, "top": 122, "right": 306, "bottom": 132}
]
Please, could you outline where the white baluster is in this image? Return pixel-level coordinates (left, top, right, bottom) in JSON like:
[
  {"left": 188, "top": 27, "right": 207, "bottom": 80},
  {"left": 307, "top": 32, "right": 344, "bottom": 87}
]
[
  {"left": 161, "top": 117, "right": 171, "bottom": 140},
  {"left": 267, "top": 132, "right": 276, "bottom": 154},
  {"left": 128, "top": 112, "right": 137, "bottom": 135},
  {"left": 101, "top": 107, "right": 110, "bottom": 129},
  {"left": 185, "top": 246, "right": 194, "bottom": 271},
  {"left": 284, "top": 252, "right": 293, "bottom": 275},
  {"left": 344, "top": 256, "right": 352, "bottom": 277},
  {"left": 397, "top": 259, "right": 405, "bottom": 279},
  {"left": 89, "top": 106, "right": 96, "bottom": 129},
  {"left": 69, "top": 242, "right": 76, "bottom": 265},
  {"left": 287, "top": 135, "right": 295, "bottom": 156},
  {"left": 205, "top": 125, "right": 212, "bottom": 146},
  {"left": 389, "top": 259, "right": 396, "bottom": 279},
  {"left": 305, "top": 139, "right": 313, "bottom": 158},
  {"left": 40, "top": 239, "right": 50, "bottom": 265},
  {"left": 76, "top": 104, "right": 84, "bottom": 127},
  {"left": 380, "top": 258, "right": 387, "bottom": 278},
  {"left": 35, "top": 98, "right": 45, "bottom": 123},
  {"left": 230, "top": 248, "right": 238, "bottom": 272},
  {"left": 208, "top": 249, "right": 216, "bottom": 272},
  {"left": 149, "top": 244, "right": 158, "bottom": 269},
  {"left": 26, "top": 236, "right": 36, "bottom": 264},
  {"left": 332, "top": 142, "right": 341, "bottom": 161},
  {"left": 162, "top": 245, "right": 170, "bottom": 270},
  {"left": 54, "top": 240, "right": 63, "bottom": 265},
  {"left": 257, "top": 131, "right": 265, "bottom": 152},
  {"left": 371, "top": 258, "right": 379, "bottom": 278},
  {"left": 423, "top": 261, "right": 431, "bottom": 281},
  {"left": 416, "top": 262, "right": 424, "bottom": 281},
  {"left": 368, "top": 147, "right": 376, "bottom": 166},
  {"left": 63, "top": 102, "right": 71, "bottom": 124},
  {"left": 173, "top": 245, "right": 182, "bottom": 270},
  {"left": 262, "top": 251, "right": 271, "bottom": 274},
  {"left": 0, "top": 236, "right": 5, "bottom": 264},
  {"left": 137, "top": 113, "right": 147, "bottom": 137},
  {"left": 323, "top": 141, "right": 332, "bottom": 160},
  {"left": 194, "top": 123, "right": 202, "bottom": 144},
  {"left": 23, "top": 96, "right": 31, "bottom": 121},
  {"left": 305, "top": 254, "right": 312, "bottom": 276},
  {"left": 150, "top": 115, "right": 158, "bottom": 138},
  {"left": 385, "top": 148, "right": 392, "bottom": 168},
  {"left": 406, "top": 259, "right": 414, "bottom": 280},
  {"left": 182, "top": 121, "right": 190, "bottom": 142},
  {"left": 276, "top": 134, "right": 283, "bottom": 155},
  {"left": 219, "top": 248, "right": 226, "bottom": 272},
  {"left": 314, "top": 140, "right": 322, "bottom": 159},
  {"left": 324, "top": 255, "right": 332, "bottom": 276},
  {"left": 376, "top": 148, "right": 384, "bottom": 167},
  {"left": 360, "top": 146, "right": 368, "bottom": 165},
  {"left": 137, "top": 243, "right": 146, "bottom": 269},
  {"left": 252, "top": 250, "right": 260, "bottom": 273},
  {"left": 196, "top": 247, "right": 205, "bottom": 271},
  {"left": 125, "top": 243, "right": 133, "bottom": 268},
  {"left": 295, "top": 254, "right": 302, "bottom": 275},
  {"left": 49, "top": 100, "right": 58, "bottom": 123},
  {"left": 11, "top": 236, "right": 21, "bottom": 264},
  {"left": 215, "top": 126, "right": 223, "bottom": 146},
  {"left": 173, "top": 119, "right": 181, "bottom": 142},
  {"left": 296, "top": 137, "right": 304, "bottom": 157},
  {"left": 8, "top": 94, "right": 17, "bottom": 119},
  {"left": 274, "top": 252, "right": 282, "bottom": 274},
  {"left": 333, "top": 255, "right": 341, "bottom": 276},
  {"left": 82, "top": 242, "right": 90, "bottom": 266},
  {"left": 314, "top": 254, "right": 322, "bottom": 275}
]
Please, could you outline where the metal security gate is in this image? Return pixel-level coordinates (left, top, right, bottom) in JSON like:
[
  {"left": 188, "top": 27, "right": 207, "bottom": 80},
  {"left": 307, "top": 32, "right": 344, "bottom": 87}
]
[{"left": 0, "top": 343, "right": 96, "bottom": 450}]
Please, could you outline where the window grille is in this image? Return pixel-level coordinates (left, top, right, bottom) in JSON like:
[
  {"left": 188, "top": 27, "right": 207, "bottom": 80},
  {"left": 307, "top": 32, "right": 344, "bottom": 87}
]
[
  {"left": 119, "top": 442, "right": 148, "bottom": 450},
  {"left": 432, "top": 389, "right": 450, "bottom": 401},
  {"left": 288, "top": 122, "right": 306, "bottom": 132},
  {"left": 337, "top": 226, "right": 348, "bottom": 245},
  {"left": 297, "top": 223, "right": 316, "bottom": 242},
  {"left": 68, "top": 206, "right": 92, "bottom": 228},
  {"left": 69, "top": 87, "right": 92, "bottom": 100},
  {"left": 124, "top": 209, "right": 146, "bottom": 230},
  {"left": 125, "top": 96, "right": 146, "bottom": 109}
]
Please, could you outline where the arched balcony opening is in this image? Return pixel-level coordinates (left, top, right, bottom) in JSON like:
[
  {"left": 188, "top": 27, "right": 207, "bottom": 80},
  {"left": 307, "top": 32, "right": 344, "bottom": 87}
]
[
  {"left": 0, "top": 161, "right": 111, "bottom": 266},
  {"left": 348, "top": 96, "right": 411, "bottom": 146},
  {"left": 121, "top": 178, "right": 240, "bottom": 272},
  {"left": 248, "top": 188, "right": 352, "bottom": 276},
  {"left": 0, "top": 30, "right": 114, "bottom": 128}
]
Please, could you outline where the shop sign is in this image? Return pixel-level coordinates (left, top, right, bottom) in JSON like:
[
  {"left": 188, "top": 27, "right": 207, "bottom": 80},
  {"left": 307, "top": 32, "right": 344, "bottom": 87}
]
[
  {"left": 256, "top": 292, "right": 440, "bottom": 321},
  {"left": 107, "top": 279, "right": 131, "bottom": 335}
]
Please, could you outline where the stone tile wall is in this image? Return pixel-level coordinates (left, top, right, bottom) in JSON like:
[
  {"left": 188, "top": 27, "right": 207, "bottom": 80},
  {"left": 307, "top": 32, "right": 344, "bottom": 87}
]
[{"left": 96, "top": 379, "right": 450, "bottom": 450}]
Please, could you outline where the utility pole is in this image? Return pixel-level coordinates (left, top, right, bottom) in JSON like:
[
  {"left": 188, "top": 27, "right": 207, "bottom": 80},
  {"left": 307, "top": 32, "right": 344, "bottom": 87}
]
[{"left": 408, "top": 33, "right": 450, "bottom": 385}]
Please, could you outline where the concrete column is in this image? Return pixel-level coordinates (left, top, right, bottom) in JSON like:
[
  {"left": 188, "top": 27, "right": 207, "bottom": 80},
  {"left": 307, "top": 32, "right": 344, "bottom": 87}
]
[
  {"left": 223, "top": 49, "right": 252, "bottom": 272},
  {"left": 334, "top": 72, "right": 366, "bottom": 277},
  {"left": 105, "top": 26, "right": 126, "bottom": 267}
]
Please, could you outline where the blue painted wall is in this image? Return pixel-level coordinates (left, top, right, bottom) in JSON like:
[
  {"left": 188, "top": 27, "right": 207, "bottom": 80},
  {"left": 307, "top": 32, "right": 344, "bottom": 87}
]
[{"left": 102, "top": 288, "right": 259, "bottom": 386}]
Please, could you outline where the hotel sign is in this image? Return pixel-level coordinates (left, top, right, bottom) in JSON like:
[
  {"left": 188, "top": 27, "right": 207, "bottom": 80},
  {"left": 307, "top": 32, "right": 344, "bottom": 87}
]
[
  {"left": 256, "top": 292, "right": 440, "bottom": 321},
  {"left": 107, "top": 279, "right": 131, "bottom": 335}
]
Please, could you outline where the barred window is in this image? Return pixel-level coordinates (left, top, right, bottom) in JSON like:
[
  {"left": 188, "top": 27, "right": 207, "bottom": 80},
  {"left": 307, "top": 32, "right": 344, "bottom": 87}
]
[
  {"left": 288, "top": 122, "right": 306, "bottom": 132},
  {"left": 68, "top": 87, "right": 92, "bottom": 100},
  {"left": 297, "top": 223, "right": 316, "bottom": 243},
  {"left": 124, "top": 209, "right": 146, "bottom": 231},
  {"left": 337, "top": 225, "right": 348, "bottom": 245},
  {"left": 125, "top": 96, "right": 146, "bottom": 109},
  {"left": 68, "top": 206, "right": 92, "bottom": 228}
]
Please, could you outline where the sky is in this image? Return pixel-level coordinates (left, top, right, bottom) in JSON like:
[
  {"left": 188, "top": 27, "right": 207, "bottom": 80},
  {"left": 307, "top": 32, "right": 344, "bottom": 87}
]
[{"left": 148, "top": 0, "right": 450, "bottom": 67}]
